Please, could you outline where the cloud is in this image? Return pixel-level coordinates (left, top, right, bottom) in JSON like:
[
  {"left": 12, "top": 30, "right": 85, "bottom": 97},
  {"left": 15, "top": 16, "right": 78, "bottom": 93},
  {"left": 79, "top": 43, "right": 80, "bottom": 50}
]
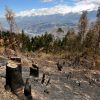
[
  {"left": 16, "top": 5, "right": 71, "bottom": 17},
  {"left": 72, "top": 0, "right": 100, "bottom": 12},
  {"left": 16, "top": 0, "right": 100, "bottom": 17},
  {"left": 41, "top": 0, "right": 53, "bottom": 3},
  {"left": 75, "top": 0, "right": 100, "bottom": 7}
]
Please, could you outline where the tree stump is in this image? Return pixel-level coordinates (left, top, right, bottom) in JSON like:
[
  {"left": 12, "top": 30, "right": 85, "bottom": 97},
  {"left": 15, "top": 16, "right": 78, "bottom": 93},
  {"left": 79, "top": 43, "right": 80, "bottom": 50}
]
[
  {"left": 5, "top": 61, "right": 24, "bottom": 99},
  {"left": 10, "top": 56, "right": 22, "bottom": 75},
  {"left": 41, "top": 73, "right": 45, "bottom": 84},
  {"left": 30, "top": 64, "right": 39, "bottom": 77},
  {"left": 24, "top": 78, "right": 32, "bottom": 100},
  {"left": 57, "top": 62, "right": 63, "bottom": 71}
]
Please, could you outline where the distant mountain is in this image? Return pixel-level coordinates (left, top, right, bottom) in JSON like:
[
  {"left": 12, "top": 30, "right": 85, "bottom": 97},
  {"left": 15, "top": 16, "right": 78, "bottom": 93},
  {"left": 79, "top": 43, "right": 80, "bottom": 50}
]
[{"left": 0, "top": 10, "right": 97, "bottom": 35}]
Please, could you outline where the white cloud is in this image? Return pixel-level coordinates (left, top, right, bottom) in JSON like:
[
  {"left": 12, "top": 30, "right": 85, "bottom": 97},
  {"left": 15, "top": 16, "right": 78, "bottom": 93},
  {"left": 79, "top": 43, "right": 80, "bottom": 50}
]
[
  {"left": 16, "top": 5, "right": 71, "bottom": 17},
  {"left": 16, "top": 0, "right": 100, "bottom": 17},
  {"left": 75, "top": 0, "right": 100, "bottom": 5},
  {"left": 72, "top": 0, "right": 100, "bottom": 12},
  {"left": 41, "top": 0, "right": 53, "bottom": 3}
]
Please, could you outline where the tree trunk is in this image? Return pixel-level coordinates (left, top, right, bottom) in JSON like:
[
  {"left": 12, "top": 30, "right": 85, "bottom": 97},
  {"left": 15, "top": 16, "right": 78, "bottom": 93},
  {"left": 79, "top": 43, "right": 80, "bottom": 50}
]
[{"left": 5, "top": 62, "right": 24, "bottom": 99}]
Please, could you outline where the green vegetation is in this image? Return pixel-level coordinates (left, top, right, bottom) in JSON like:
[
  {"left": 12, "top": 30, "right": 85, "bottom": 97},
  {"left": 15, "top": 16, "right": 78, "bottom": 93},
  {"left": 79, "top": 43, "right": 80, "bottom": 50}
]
[{"left": 0, "top": 7, "right": 100, "bottom": 69}]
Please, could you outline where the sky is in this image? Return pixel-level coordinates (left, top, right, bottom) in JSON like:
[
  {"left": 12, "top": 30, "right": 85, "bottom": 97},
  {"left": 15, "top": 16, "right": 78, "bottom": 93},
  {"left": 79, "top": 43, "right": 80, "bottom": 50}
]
[{"left": 0, "top": 0, "right": 100, "bottom": 17}]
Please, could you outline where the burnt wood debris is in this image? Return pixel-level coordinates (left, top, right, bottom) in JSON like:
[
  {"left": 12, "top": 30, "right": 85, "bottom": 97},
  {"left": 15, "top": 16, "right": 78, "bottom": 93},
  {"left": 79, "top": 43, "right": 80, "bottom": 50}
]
[
  {"left": 44, "top": 89, "right": 49, "bottom": 94},
  {"left": 41, "top": 73, "right": 45, "bottom": 84},
  {"left": 57, "top": 61, "right": 63, "bottom": 71},
  {"left": 41, "top": 72, "right": 51, "bottom": 86},
  {"left": 30, "top": 63, "right": 39, "bottom": 77},
  {"left": 46, "top": 77, "right": 51, "bottom": 86},
  {"left": 66, "top": 72, "right": 72, "bottom": 79}
]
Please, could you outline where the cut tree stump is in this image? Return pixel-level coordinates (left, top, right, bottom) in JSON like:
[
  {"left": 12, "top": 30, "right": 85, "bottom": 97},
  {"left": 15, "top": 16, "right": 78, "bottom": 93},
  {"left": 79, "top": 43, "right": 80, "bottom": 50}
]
[
  {"left": 30, "top": 63, "right": 39, "bottom": 77},
  {"left": 57, "top": 62, "right": 63, "bottom": 71},
  {"left": 24, "top": 78, "right": 33, "bottom": 100},
  {"left": 5, "top": 61, "right": 24, "bottom": 99}
]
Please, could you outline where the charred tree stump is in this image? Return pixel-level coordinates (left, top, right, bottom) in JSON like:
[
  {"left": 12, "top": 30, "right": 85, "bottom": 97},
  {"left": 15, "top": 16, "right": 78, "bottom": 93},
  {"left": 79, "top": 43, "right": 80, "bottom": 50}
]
[
  {"left": 30, "top": 64, "right": 39, "bottom": 77},
  {"left": 57, "top": 62, "right": 63, "bottom": 71},
  {"left": 24, "top": 78, "right": 32, "bottom": 100},
  {"left": 10, "top": 57, "right": 22, "bottom": 73},
  {"left": 5, "top": 62, "right": 24, "bottom": 99},
  {"left": 41, "top": 73, "right": 45, "bottom": 84}
]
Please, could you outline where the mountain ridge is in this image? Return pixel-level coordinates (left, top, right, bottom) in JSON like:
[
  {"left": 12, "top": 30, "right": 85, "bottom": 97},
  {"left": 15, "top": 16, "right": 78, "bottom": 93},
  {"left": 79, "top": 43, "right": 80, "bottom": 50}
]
[{"left": 0, "top": 10, "right": 97, "bottom": 35}]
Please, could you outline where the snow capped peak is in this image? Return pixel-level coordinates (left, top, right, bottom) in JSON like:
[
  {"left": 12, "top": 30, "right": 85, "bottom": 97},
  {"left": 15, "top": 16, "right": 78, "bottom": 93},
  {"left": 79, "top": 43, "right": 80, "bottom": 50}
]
[{"left": 16, "top": 1, "right": 99, "bottom": 17}]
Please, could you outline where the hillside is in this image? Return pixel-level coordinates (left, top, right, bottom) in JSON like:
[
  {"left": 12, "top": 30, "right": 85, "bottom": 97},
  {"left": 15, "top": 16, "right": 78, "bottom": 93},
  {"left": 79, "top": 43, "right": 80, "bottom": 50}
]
[
  {"left": 0, "top": 52, "right": 100, "bottom": 100},
  {"left": 0, "top": 11, "right": 96, "bottom": 35}
]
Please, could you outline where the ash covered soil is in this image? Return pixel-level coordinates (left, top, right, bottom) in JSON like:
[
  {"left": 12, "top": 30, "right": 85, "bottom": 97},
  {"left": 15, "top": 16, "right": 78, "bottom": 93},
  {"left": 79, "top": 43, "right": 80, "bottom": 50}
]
[{"left": 0, "top": 53, "right": 100, "bottom": 100}]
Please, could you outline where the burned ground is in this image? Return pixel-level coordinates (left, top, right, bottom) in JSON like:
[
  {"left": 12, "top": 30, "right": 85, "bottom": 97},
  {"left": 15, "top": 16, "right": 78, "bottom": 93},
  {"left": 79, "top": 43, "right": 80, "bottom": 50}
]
[{"left": 0, "top": 54, "right": 100, "bottom": 100}]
